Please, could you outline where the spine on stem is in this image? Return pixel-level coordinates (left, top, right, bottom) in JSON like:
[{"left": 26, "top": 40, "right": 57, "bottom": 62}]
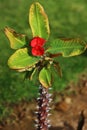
[{"left": 35, "top": 85, "right": 52, "bottom": 130}]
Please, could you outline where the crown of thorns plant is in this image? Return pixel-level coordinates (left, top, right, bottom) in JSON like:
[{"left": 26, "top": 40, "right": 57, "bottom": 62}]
[{"left": 4, "top": 2, "right": 87, "bottom": 88}]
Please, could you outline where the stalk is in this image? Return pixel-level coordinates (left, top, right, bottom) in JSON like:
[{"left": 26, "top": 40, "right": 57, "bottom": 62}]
[{"left": 35, "top": 84, "right": 52, "bottom": 130}]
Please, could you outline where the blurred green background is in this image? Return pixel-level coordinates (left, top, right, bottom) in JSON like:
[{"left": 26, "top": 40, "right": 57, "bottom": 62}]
[{"left": 0, "top": 0, "right": 87, "bottom": 118}]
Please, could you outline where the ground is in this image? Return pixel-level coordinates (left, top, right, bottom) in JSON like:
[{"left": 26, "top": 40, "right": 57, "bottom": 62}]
[{"left": 0, "top": 74, "right": 87, "bottom": 130}]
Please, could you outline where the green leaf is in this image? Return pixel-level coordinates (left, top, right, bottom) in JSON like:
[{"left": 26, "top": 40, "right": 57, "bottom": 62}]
[
  {"left": 8, "top": 48, "right": 40, "bottom": 71},
  {"left": 53, "top": 61, "right": 62, "bottom": 77},
  {"left": 29, "top": 2, "right": 50, "bottom": 40},
  {"left": 24, "top": 68, "right": 37, "bottom": 80},
  {"left": 30, "top": 68, "right": 37, "bottom": 80},
  {"left": 4, "top": 27, "right": 27, "bottom": 49},
  {"left": 46, "top": 38, "right": 87, "bottom": 57},
  {"left": 39, "top": 67, "right": 51, "bottom": 88}
]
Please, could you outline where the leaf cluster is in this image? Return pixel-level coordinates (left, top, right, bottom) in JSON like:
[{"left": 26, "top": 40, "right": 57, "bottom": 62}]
[{"left": 4, "top": 2, "right": 87, "bottom": 88}]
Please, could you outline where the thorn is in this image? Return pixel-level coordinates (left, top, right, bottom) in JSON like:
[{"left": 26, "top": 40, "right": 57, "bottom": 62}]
[
  {"left": 41, "top": 103, "right": 46, "bottom": 107},
  {"left": 47, "top": 94, "right": 52, "bottom": 98},
  {"left": 41, "top": 116, "right": 46, "bottom": 120},
  {"left": 35, "top": 119, "right": 38, "bottom": 123},
  {"left": 46, "top": 109, "right": 49, "bottom": 112},
  {"left": 48, "top": 113, "right": 52, "bottom": 116},
  {"left": 49, "top": 94, "right": 52, "bottom": 97},
  {"left": 35, "top": 111, "right": 38, "bottom": 114},
  {"left": 37, "top": 98, "right": 40, "bottom": 100},
  {"left": 40, "top": 126, "right": 43, "bottom": 129},
  {"left": 35, "top": 124, "right": 38, "bottom": 128},
  {"left": 49, "top": 98, "right": 52, "bottom": 103},
  {"left": 42, "top": 99, "right": 45, "bottom": 102},
  {"left": 49, "top": 98, "right": 52, "bottom": 101},
  {"left": 48, "top": 124, "right": 51, "bottom": 128},
  {"left": 42, "top": 91, "right": 47, "bottom": 94}
]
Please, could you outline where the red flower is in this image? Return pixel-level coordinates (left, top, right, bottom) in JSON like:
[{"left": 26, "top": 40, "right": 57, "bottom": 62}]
[
  {"left": 30, "top": 37, "right": 46, "bottom": 56},
  {"left": 30, "top": 37, "right": 46, "bottom": 47},
  {"left": 32, "top": 46, "right": 44, "bottom": 56}
]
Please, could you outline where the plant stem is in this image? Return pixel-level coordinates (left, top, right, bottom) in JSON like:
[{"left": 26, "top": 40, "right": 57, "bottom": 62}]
[{"left": 35, "top": 84, "right": 51, "bottom": 130}]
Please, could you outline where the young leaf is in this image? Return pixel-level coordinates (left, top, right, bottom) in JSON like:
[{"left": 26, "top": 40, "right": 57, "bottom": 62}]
[
  {"left": 4, "top": 27, "right": 27, "bottom": 49},
  {"left": 53, "top": 61, "right": 62, "bottom": 77},
  {"left": 24, "top": 68, "right": 37, "bottom": 80},
  {"left": 39, "top": 67, "right": 51, "bottom": 88},
  {"left": 29, "top": 2, "right": 50, "bottom": 40},
  {"left": 46, "top": 38, "right": 87, "bottom": 57},
  {"left": 29, "top": 68, "right": 37, "bottom": 80},
  {"left": 8, "top": 48, "right": 40, "bottom": 71}
]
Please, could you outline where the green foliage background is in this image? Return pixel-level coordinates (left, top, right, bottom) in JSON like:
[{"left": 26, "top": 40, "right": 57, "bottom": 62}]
[{"left": 0, "top": 0, "right": 87, "bottom": 117}]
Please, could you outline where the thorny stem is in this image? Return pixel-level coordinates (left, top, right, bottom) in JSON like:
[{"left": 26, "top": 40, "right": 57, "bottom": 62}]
[{"left": 35, "top": 84, "right": 52, "bottom": 130}]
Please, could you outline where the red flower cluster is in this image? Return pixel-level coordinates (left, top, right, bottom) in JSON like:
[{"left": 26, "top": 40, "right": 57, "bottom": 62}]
[{"left": 30, "top": 37, "right": 46, "bottom": 56}]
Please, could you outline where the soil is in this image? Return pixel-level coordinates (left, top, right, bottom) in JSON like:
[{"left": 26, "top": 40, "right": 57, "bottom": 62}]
[{"left": 0, "top": 74, "right": 87, "bottom": 130}]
